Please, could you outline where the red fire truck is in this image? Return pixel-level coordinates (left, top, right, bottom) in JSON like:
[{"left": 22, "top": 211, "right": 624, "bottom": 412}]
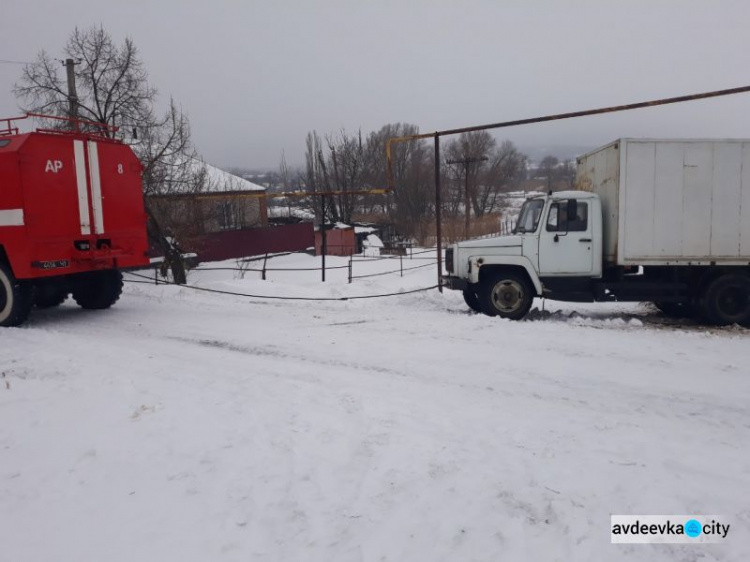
[{"left": 0, "top": 114, "right": 150, "bottom": 327}]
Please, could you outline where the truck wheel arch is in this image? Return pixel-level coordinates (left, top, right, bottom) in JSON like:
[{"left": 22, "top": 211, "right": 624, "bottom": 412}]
[
  {"left": 0, "top": 261, "right": 32, "bottom": 327},
  {"left": 478, "top": 263, "right": 542, "bottom": 296},
  {"left": 0, "top": 246, "right": 20, "bottom": 278}
]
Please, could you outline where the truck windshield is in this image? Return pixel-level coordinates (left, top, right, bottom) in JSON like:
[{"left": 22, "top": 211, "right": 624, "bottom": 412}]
[{"left": 513, "top": 199, "right": 545, "bottom": 233}]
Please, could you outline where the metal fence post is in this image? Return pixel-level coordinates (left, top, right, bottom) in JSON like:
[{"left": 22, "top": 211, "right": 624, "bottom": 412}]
[
  {"left": 262, "top": 253, "right": 268, "bottom": 280},
  {"left": 348, "top": 257, "right": 352, "bottom": 284},
  {"left": 400, "top": 252, "right": 403, "bottom": 277},
  {"left": 435, "top": 133, "right": 443, "bottom": 293}
]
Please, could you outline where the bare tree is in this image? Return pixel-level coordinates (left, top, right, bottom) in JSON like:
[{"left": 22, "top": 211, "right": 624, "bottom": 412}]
[
  {"left": 303, "top": 130, "right": 332, "bottom": 224},
  {"left": 476, "top": 140, "right": 525, "bottom": 214},
  {"left": 330, "top": 130, "right": 366, "bottom": 224},
  {"left": 559, "top": 159, "right": 576, "bottom": 190},
  {"left": 14, "top": 26, "right": 200, "bottom": 198},
  {"left": 445, "top": 131, "right": 494, "bottom": 219},
  {"left": 538, "top": 155, "right": 560, "bottom": 191},
  {"left": 301, "top": 129, "right": 369, "bottom": 225},
  {"left": 15, "top": 26, "right": 156, "bottom": 136},
  {"left": 278, "top": 150, "right": 293, "bottom": 217},
  {"left": 445, "top": 132, "right": 525, "bottom": 218},
  {"left": 300, "top": 124, "right": 523, "bottom": 245},
  {"left": 362, "top": 123, "right": 434, "bottom": 243}
]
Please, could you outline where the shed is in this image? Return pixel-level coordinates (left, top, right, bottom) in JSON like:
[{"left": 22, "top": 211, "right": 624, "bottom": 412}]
[{"left": 315, "top": 223, "right": 356, "bottom": 256}]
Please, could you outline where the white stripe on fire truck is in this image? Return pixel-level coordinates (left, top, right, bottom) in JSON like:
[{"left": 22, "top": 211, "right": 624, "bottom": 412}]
[
  {"left": 0, "top": 209, "right": 24, "bottom": 227},
  {"left": 73, "top": 140, "right": 91, "bottom": 235},
  {"left": 87, "top": 141, "right": 105, "bottom": 235}
]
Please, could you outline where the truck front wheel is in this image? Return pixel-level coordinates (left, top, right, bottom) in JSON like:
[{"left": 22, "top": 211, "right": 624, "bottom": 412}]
[
  {"left": 0, "top": 263, "right": 32, "bottom": 327},
  {"left": 72, "top": 270, "right": 123, "bottom": 310},
  {"left": 700, "top": 273, "right": 750, "bottom": 326},
  {"left": 479, "top": 273, "right": 533, "bottom": 320},
  {"left": 462, "top": 287, "right": 482, "bottom": 313}
]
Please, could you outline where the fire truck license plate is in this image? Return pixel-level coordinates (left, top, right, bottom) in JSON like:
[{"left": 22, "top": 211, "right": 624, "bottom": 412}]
[{"left": 33, "top": 260, "right": 70, "bottom": 270}]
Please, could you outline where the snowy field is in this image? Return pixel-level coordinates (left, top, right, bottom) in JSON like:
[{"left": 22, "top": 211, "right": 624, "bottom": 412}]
[{"left": 1, "top": 251, "right": 749, "bottom": 562}]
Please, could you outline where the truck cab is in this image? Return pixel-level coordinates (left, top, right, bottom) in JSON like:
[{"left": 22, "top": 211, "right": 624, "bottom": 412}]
[{"left": 444, "top": 191, "right": 604, "bottom": 319}]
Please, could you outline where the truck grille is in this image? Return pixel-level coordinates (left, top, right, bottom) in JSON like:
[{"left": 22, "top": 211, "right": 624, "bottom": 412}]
[{"left": 445, "top": 248, "right": 453, "bottom": 273}]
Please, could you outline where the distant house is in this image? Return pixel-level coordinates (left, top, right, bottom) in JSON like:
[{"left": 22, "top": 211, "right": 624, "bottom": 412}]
[
  {"left": 148, "top": 159, "right": 268, "bottom": 236},
  {"left": 147, "top": 159, "right": 320, "bottom": 263}
]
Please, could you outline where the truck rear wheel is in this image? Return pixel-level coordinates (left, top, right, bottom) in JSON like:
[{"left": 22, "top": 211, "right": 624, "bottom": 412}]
[
  {"left": 479, "top": 273, "right": 533, "bottom": 320},
  {"left": 653, "top": 301, "right": 695, "bottom": 319},
  {"left": 700, "top": 273, "right": 750, "bottom": 326},
  {"left": 0, "top": 263, "right": 32, "bottom": 327},
  {"left": 72, "top": 270, "right": 123, "bottom": 310},
  {"left": 34, "top": 284, "right": 69, "bottom": 308}
]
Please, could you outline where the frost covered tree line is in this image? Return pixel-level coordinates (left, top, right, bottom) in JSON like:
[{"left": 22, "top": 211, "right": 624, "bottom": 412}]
[{"left": 287, "top": 126, "right": 530, "bottom": 243}]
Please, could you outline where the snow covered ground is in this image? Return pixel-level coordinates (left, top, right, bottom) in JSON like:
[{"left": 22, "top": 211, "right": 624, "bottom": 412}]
[{"left": 1, "top": 251, "right": 749, "bottom": 562}]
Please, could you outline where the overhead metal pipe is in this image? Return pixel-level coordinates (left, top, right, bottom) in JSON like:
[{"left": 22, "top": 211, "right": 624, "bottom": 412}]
[
  {"left": 384, "top": 84, "right": 750, "bottom": 293},
  {"left": 386, "top": 84, "right": 750, "bottom": 190}
]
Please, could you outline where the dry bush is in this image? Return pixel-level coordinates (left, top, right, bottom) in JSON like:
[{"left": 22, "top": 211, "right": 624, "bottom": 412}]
[
  {"left": 441, "top": 212, "right": 504, "bottom": 243},
  {"left": 352, "top": 210, "right": 511, "bottom": 246}
]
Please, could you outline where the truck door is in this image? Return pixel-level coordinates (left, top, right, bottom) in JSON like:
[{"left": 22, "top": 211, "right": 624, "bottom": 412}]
[{"left": 537, "top": 198, "right": 594, "bottom": 276}]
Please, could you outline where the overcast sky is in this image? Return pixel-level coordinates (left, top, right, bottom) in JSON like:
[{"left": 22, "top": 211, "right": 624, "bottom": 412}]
[{"left": 2, "top": 0, "right": 750, "bottom": 169}]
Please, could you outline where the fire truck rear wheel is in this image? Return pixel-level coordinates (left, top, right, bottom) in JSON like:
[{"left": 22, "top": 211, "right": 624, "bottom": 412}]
[
  {"left": 34, "top": 284, "right": 69, "bottom": 308},
  {"left": 0, "top": 263, "right": 33, "bottom": 327},
  {"left": 72, "top": 270, "right": 124, "bottom": 310}
]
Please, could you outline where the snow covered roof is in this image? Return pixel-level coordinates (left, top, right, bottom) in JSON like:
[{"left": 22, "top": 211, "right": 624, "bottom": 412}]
[
  {"left": 198, "top": 160, "right": 266, "bottom": 193},
  {"left": 312, "top": 222, "right": 353, "bottom": 232},
  {"left": 268, "top": 206, "right": 316, "bottom": 221},
  {"left": 151, "top": 153, "right": 266, "bottom": 196}
]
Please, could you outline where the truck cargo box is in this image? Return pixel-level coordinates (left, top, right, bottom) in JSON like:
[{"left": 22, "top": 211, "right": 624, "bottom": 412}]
[
  {"left": 576, "top": 139, "right": 750, "bottom": 266},
  {"left": 0, "top": 128, "right": 149, "bottom": 279}
]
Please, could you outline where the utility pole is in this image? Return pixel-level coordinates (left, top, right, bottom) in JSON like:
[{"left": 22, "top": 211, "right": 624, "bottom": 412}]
[
  {"left": 320, "top": 193, "right": 327, "bottom": 282},
  {"left": 446, "top": 155, "right": 488, "bottom": 239},
  {"left": 62, "top": 58, "right": 79, "bottom": 129}
]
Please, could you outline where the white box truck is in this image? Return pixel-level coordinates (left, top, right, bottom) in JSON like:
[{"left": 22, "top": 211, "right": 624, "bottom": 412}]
[{"left": 443, "top": 139, "right": 750, "bottom": 325}]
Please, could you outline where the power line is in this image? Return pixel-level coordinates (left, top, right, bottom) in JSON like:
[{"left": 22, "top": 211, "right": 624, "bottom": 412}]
[
  {"left": 124, "top": 271, "right": 439, "bottom": 301},
  {"left": 0, "top": 59, "right": 31, "bottom": 65}
]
